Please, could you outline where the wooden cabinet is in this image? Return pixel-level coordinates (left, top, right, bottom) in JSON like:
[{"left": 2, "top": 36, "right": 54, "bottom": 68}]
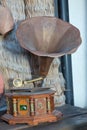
[{"left": 1, "top": 90, "right": 59, "bottom": 125}]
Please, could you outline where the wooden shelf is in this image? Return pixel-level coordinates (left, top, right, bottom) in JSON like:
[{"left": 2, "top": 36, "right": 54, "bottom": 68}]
[{"left": 1, "top": 105, "right": 87, "bottom": 130}]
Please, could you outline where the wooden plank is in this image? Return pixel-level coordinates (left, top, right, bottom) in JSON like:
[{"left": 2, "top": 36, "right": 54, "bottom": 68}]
[{"left": 57, "top": 104, "right": 87, "bottom": 118}]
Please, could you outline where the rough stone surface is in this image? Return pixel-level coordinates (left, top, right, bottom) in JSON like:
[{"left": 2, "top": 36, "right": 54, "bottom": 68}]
[
  {"left": 24, "top": 0, "right": 54, "bottom": 17},
  {"left": 0, "top": 0, "right": 65, "bottom": 106}
]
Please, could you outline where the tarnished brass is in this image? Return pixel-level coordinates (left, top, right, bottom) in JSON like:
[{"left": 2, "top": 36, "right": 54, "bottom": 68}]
[
  {"left": 16, "top": 16, "right": 81, "bottom": 77},
  {"left": 13, "top": 77, "right": 43, "bottom": 87}
]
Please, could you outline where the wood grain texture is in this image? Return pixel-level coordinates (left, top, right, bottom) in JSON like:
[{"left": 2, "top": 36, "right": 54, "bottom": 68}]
[{"left": 1, "top": 91, "right": 59, "bottom": 125}]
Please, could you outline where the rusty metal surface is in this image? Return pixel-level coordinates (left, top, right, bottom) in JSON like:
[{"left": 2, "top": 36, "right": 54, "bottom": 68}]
[
  {"left": 16, "top": 16, "right": 81, "bottom": 57},
  {"left": 0, "top": 5, "right": 14, "bottom": 35},
  {"left": 29, "top": 53, "right": 53, "bottom": 77},
  {"left": 16, "top": 16, "right": 82, "bottom": 77}
]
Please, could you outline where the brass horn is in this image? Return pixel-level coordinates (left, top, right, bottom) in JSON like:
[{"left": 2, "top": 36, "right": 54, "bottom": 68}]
[{"left": 16, "top": 16, "right": 81, "bottom": 77}]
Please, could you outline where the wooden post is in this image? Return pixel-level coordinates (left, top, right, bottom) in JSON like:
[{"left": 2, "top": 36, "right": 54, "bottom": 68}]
[
  {"left": 30, "top": 98, "right": 34, "bottom": 116},
  {"left": 13, "top": 98, "right": 17, "bottom": 116},
  {"left": 47, "top": 97, "right": 51, "bottom": 114}
]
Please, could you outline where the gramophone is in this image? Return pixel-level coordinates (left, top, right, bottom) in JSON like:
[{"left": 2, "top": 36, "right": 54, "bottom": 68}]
[{"left": 1, "top": 16, "right": 81, "bottom": 125}]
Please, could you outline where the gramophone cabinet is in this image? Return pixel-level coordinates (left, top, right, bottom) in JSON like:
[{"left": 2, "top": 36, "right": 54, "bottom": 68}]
[{"left": 1, "top": 90, "right": 57, "bottom": 125}]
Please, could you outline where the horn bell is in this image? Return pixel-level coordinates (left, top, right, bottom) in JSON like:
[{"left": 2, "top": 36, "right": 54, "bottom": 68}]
[{"left": 16, "top": 16, "right": 82, "bottom": 77}]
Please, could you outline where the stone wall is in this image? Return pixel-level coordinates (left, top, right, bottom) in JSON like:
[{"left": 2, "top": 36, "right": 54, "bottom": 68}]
[{"left": 0, "top": 0, "right": 65, "bottom": 106}]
